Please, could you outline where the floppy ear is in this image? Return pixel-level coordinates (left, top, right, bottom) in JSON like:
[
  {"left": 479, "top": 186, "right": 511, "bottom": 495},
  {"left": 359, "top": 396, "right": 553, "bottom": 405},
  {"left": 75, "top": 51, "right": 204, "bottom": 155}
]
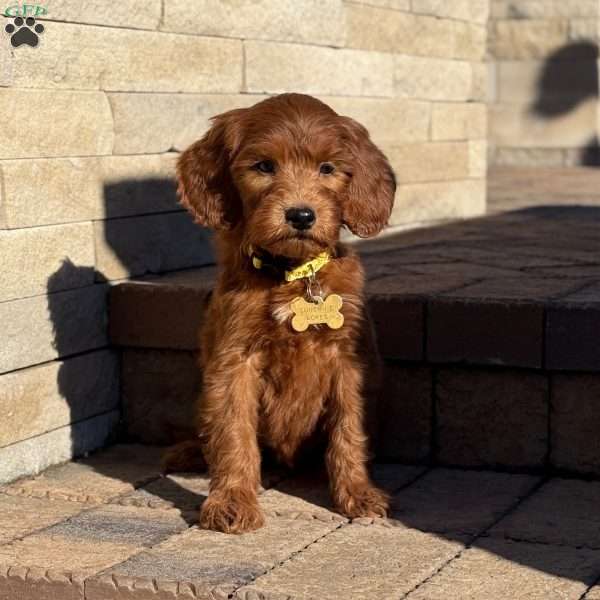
[
  {"left": 339, "top": 116, "right": 396, "bottom": 238},
  {"left": 176, "top": 110, "right": 245, "bottom": 230}
]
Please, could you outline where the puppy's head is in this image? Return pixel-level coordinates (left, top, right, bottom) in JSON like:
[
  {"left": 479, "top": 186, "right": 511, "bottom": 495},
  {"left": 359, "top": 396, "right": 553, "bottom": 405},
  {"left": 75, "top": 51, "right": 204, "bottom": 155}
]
[{"left": 177, "top": 93, "right": 396, "bottom": 259}]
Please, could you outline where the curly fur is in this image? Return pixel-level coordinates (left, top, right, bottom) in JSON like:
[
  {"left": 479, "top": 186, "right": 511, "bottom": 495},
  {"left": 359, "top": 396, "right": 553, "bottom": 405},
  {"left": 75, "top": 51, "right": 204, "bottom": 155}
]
[{"left": 165, "top": 93, "right": 396, "bottom": 533}]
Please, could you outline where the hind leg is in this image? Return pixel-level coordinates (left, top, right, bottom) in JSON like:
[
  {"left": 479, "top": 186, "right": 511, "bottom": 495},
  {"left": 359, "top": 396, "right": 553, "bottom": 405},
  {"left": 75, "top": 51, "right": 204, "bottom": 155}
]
[{"left": 161, "top": 439, "right": 207, "bottom": 473}]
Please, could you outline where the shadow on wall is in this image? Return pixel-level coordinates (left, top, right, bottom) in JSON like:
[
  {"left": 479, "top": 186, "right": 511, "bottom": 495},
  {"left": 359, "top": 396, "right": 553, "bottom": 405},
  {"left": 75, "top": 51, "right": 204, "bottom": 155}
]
[
  {"left": 45, "top": 176, "right": 212, "bottom": 488},
  {"left": 530, "top": 41, "right": 600, "bottom": 166}
]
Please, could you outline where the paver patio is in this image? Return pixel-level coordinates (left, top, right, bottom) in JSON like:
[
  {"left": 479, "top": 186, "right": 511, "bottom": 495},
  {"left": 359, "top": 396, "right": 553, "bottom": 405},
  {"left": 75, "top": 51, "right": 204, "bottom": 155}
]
[{"left": 3, "top": 443, "right": 600, "bottom": 599}]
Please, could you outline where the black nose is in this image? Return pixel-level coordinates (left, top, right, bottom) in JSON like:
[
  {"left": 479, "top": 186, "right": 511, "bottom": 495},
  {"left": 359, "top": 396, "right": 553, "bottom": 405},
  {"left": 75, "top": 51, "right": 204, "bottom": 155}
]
[{"left": 285, "top": 207, "right": 315, "bottom": 230}]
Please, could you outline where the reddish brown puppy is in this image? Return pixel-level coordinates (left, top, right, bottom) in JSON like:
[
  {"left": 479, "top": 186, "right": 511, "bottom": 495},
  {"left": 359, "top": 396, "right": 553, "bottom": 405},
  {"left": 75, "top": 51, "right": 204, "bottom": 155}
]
[{"left": 167, "top": 93, "right": 396, "bottom": 533}]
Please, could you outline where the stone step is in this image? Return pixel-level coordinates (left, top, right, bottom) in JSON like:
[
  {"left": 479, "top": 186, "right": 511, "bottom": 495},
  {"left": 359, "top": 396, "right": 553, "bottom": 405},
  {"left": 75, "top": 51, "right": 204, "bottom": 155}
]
[
  {"left": 109, "top": 207, "right": 600, "bottom": 476},
  {"left": 3, "top": 443, "right": 600, "bottom": 599}
]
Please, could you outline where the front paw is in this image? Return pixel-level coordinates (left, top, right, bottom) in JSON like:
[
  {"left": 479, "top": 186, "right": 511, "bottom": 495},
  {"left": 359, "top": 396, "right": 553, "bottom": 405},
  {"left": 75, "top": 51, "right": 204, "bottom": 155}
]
[
  {"left": 200, "top": 488, "right": 265, "bottom": 534},
  {"left": 335, "top": 484, "right": 389, "bottom": 519}
]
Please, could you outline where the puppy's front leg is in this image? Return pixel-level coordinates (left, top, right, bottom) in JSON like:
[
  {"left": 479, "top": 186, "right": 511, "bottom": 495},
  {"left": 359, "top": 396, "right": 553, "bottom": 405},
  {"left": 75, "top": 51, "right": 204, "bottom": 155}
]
[
  {"left": 327, "top": 357, "right": 389, "bottom": 519},
  {"left": 200, "top": 354, "right": 264, "bottom": 534}
]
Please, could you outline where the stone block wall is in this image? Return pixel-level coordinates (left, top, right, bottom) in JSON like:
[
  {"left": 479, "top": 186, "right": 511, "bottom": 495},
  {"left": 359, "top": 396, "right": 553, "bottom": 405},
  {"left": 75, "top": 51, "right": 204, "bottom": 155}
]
[
  {"left": 489, "top": 0, "right": 600, "bottom": 167},
  {"left": 0, "top": 0, "right": 488, "bottom": 482}
]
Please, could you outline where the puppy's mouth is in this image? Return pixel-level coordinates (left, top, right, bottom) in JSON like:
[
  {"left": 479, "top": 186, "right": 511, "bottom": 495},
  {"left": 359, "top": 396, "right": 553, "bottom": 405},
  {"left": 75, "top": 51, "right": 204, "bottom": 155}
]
[
  {"left": 263, "top": 231, "right": 327, "bottom": 260},
  {"left": 287, "top": 229, "right": 317, "bottom": 241}
]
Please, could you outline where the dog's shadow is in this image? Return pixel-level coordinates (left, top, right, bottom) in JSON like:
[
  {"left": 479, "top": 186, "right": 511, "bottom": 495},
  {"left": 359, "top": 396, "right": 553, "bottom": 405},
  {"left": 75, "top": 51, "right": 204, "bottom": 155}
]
[
  {"left": 45, "top": 177, "right": 214, "bottom": 522},
  {"left": 119, "top": 457, "right": 390, "bottom": 527}
]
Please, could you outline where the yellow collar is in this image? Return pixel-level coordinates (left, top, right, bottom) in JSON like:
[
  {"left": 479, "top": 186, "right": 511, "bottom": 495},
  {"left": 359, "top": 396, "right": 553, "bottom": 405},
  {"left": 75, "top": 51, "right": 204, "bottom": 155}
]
[
  {"left": 250, "top": 248, "right": 331, "bottom": 282},
  {"left": 283, "top": 252, "right": 330, "bottom": 282}
]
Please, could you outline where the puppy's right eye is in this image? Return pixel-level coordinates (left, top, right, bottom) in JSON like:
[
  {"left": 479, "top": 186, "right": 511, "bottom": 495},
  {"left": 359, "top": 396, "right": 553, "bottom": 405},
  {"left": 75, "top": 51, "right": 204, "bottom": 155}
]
[
  {"left": 253, "top": 160, "right": 276, "bottom": 174},
  {"left": 319, "top": 162, "right": 335, "bottom": 175}
]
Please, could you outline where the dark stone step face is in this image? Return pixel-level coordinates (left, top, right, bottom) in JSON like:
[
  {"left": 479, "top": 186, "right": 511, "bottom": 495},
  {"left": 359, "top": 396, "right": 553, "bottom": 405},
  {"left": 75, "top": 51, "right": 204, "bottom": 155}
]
[
  {"left": 117, "top": 345, "right": 600, "bottom": 477},
  {"left": 108, "top": 271, "right": 600, "bottom": 373},
  {"left": 109, "top": 271, "right": 600, "bottom": 477},
  {"left": 109, "top": 268, "right": 216, "bottom": 351},
  {"left": 108, "top": 206, "right": 600, "bottom": 476}
]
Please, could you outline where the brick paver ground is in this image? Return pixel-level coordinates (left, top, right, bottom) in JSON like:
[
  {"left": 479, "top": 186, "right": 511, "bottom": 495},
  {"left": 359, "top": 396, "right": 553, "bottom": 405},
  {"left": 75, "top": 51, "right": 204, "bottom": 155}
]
[{"left": 4, "top": 444, "right": 600, "bottom": 599}]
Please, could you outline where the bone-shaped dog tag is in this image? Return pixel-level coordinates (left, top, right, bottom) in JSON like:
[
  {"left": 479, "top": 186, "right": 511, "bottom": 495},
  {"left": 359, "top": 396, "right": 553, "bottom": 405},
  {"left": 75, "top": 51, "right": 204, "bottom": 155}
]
[{"left": 290, "top": 294, "right": 344, "bottom": 332}]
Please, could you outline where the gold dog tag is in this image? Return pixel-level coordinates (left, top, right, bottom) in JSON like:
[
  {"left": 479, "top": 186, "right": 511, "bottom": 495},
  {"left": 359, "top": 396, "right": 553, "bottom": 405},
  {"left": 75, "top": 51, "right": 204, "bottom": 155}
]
[{"left": 291, "top": 294, "right": 344, "bottom": 332}]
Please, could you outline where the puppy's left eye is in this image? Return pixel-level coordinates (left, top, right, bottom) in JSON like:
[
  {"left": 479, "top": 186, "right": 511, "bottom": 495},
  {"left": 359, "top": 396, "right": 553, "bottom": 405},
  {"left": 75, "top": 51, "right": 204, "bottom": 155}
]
[
  {"left": 319, "top": 162, "right": 335, "bottom": 175},
  {"left": 253, "top": 160, "right": 276, "bottom": 174}
]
